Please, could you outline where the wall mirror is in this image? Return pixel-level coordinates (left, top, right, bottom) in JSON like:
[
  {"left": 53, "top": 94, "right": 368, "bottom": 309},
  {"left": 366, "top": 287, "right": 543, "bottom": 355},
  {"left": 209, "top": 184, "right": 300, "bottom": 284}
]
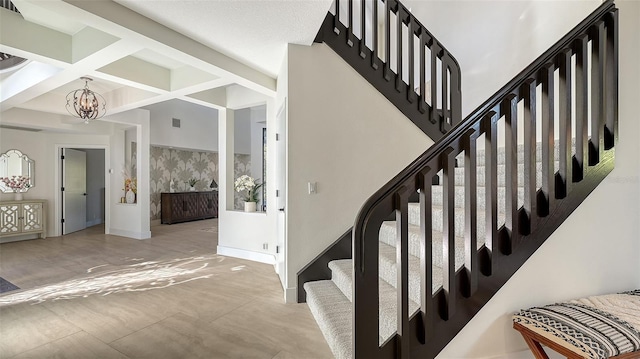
[{"left": 0, "top": 149, "right": 35, "bottom": 192}]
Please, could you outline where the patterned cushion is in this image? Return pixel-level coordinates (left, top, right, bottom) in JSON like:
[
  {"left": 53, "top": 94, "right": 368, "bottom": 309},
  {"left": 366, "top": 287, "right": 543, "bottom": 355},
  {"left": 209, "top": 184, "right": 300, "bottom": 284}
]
[{"left": 513, "top": 290, "right": 640, "bottom": 359}]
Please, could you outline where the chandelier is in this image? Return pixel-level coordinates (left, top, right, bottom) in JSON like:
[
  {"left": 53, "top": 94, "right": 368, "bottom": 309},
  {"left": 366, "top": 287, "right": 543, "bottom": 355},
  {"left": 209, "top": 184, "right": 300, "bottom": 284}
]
[{"left": 66, "top": 77, "right": 106, "bottom": 123}]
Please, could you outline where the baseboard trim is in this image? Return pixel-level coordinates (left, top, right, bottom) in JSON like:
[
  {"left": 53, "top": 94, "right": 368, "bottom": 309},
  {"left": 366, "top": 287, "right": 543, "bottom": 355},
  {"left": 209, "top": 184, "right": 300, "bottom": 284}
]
[
  {"left": 86, "top": 219, "right": 104, "bottom": 227},
  {"left": 284, "top": 286, "right": 297, "bottom": 304},
  {"left": 217, "top": 246, "right": 276, "bottom": 265},
  {"left": 109, "top": 228, "right": 151, "bottom": 240}
]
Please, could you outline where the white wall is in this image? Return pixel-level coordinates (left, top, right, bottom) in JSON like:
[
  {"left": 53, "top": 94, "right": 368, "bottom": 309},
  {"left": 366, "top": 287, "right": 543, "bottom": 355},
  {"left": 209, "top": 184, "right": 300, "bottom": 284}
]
[
  {"left": 146, "top": 99, "right": 218, "bottom": 151},
  {"left": 435, "top": 1, "right": 640, "bottom": 357},
  {"left": 405, "top": 0, "right": 602, "bottom": 118},
  {"left": 106, "top": 109, "right": 151, "bottom": 239},
  {"left": 284, "top": 42, "right": 433, "bottom": 299},
  {"left": 217, "top": 92, "right": 278, "bottom": 266},
  {"left": 0, "top": 118, "right": 110, "bottom": 237},
  {"left": 0, "top": 107, "right": 152, "bottom": 240}
]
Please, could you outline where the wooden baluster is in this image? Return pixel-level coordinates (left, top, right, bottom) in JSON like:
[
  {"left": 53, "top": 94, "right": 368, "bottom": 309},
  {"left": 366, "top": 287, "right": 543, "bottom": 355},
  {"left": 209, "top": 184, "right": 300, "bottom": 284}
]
[
  {"left": 371, "top": 0, "right": 378, "bottom": 69},
  {"left": 483, "top": 112, "right": 498, "bottom": 276},
  {"left": 540, "top": 63, "right": 554, "bottom": 216},
  {"left": 557, "top": 49, "right": 572, "bottom": 199},
  {"left": 463, "top": 130, "right": 478, "bottom": 296},
  {"left": 430, "top": 44, "right": 439, "bottom": 125},
  {"left": 604, "top": 10, "right": 618, "bottom": 149},
  {"left": 589, "top": 21, "right": 605, "bottom": 165},
  {"left": 574, "top": 35, "right": 588, "bottom": 182},
  {"left": 441, "top": 63, "right": 449, "bottom": 133},
  {"left": 395, "top": 186, "right": 410, "bottom": 359},
  {"left": 418, "top": 166, "right": 434, "bottom": 343},
  {"left": 418, "top": 31, "right": 427, "bottom": 114},
  {"left": 347, "top": 0, "right": 354, "bottom": 47},
  {"left": 520, "top": 80, "right": 536, "bottom": 235},
  {"left": 407, "top": 18, "right": 415, "bottom": 103},
  {"left": 359, "top": 0, "right": 366, "bottom": 58},
  {"left": 449, "top": 61, "right": 462, "bottom": 129},
  {"left": 503, "top": 94, "right": 518, "bottom": 253},
  {"left": 383, "top": 0, "right": 391, "bottom": 81},
  {"left": 396, "top": 7, "right": 403, "bottom": 92},
  {"left": 441, "top": 148, "right": 456, "bottom": 320},
  {"left": 334, "top": 0, "right": 341, "bottom": 34}
]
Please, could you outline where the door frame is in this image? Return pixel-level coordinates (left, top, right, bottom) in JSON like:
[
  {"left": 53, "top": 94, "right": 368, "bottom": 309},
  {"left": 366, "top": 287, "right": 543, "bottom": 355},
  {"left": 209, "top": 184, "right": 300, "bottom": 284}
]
[
  {"left": 275, "top": 99, "right": 287, "bottom": 294},
  {"left": 54, "top": 144, "right": 110, "bottom": 236}
]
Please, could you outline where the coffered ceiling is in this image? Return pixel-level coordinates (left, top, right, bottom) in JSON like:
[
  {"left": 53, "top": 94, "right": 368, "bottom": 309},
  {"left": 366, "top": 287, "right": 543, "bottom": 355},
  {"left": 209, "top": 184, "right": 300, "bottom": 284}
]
[{"left": 0, "top": 0, "right": 331, "bottom": 130}]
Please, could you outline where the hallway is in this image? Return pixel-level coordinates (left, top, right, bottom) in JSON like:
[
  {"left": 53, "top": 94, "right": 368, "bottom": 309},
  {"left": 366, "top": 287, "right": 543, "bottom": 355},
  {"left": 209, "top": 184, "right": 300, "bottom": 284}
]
[{"left": 0, "top": 220, "right": 332, "bottom": 358}]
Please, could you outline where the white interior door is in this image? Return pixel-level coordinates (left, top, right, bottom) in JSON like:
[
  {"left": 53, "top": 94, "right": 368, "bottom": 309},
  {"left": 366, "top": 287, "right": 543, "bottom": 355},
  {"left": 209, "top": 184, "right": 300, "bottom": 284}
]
[
  {"left": 275, "top": 100, "right": 287, "bottom": 290},
  {"left": 63, "top": 148, "right": 87, "bottom": 235}
]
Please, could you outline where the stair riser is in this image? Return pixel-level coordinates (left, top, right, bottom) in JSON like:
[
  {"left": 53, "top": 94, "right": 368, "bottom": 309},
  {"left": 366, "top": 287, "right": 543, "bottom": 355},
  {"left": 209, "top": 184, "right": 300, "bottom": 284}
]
[{"left": 452, "top": 161, "right": 556, "bottom": 187}]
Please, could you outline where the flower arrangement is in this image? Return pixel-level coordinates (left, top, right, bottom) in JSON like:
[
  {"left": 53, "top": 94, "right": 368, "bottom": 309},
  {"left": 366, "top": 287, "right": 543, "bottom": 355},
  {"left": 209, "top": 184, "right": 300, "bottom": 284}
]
[
  {"left": 122, "top": 166, "right": 136, "bottom": 194},
  {"left": 0, "top": 175, "right": 31, "bottom": 192},
  {"left": 234, "top": 175, "right": 264, "bottom": 203}
]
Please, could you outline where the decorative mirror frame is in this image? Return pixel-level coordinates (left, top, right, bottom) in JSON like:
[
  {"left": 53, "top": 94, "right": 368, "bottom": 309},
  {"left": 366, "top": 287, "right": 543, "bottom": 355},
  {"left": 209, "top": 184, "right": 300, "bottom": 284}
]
[{"left": 0, "top": 149, "right": 35, "bottom": 193}]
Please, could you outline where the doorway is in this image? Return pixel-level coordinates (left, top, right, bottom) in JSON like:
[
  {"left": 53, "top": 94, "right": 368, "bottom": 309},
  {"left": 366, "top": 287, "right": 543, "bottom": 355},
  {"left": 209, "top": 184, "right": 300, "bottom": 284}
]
[{"left": 60, "top": 148, "right": 106, "bottom": 235}]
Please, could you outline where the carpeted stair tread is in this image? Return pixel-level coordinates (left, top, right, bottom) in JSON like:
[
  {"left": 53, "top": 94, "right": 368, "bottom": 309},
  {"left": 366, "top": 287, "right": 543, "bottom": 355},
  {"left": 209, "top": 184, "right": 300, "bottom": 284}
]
[
  {"left": 430, "top": 183, "right": 526, "bottom": 210},
  {"left": 458, "top": 140, "right": 575, "bottom": 166},
  {"left": 378, "top": 241, "right": 443, "bottom": 305},
  {"left": 328, "top": 259, "right": 353, "bottom": 301},
  {"left": 378, "top": 221, "right": 475, "bottom": 271},
  {"left": 305, "top": 267, "right": 421, "bottom": 359},
  {"left": 304, "top": 280, "right": 353, "bottom": 359}
]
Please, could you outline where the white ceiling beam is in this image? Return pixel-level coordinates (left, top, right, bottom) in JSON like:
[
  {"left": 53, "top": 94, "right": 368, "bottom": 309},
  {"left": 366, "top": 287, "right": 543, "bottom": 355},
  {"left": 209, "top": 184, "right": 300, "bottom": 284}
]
[
  {"left": 58, "top": 0, "right": 276, "bottom": 96},
  {"left": 0, "top": 7, "right": 71, "bottom": 64},
  {"left": 98, "top": 56, "right": 171, "bottom": 92}
]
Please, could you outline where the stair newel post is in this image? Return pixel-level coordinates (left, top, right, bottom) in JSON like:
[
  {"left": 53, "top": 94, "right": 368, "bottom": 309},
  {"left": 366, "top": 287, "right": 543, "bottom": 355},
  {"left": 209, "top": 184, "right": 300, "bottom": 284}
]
[
  {"left": 483, "top": 112, "right": 499, "bottom": 276},
  {"left": 353, "top": 207, "right": 384, "bottom": 358},
  {"left": 557, "top": 49, "right": 573, "bottom": 199},
  {"left": 539, "top": 63, "right": 555, "bottom": 216},
  {"left": 371, "top": 0, "right": 379, "bottom": 69},
  {"left": 462, "top": 130, "right": 478, "bottom": 297},
  {"left": 589, "top": 21, "right": 606, "bottom": 166},
  {"left": 395, "top": 186, "right": 411, "bottom": 359},
  {"left": 441, "top": 147, "right": 457, "bottom": 320},
  {"left": 383, "top": 0, "right": 391, "bottom": 81},
  {"left": 574, "top": 35, "right": 589, "bottom": 183},
  {"left": 502, "top": 94, "right": 518, "bottom": 254},
  {"left": 430, "top": 43, "right": 439, "bottom": 125},
  {"left": 604, "top": 9, "right": 618, "bottom": 150},
  {"left": 417, "top": 167, "right": 434, "bottom": 344}
]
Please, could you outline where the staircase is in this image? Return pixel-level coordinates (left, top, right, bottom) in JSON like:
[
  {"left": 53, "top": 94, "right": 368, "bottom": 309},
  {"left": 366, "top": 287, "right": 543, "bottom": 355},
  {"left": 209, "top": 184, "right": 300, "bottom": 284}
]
[{"left": 300, "top": 0, "right": 619, "bottom": 358}]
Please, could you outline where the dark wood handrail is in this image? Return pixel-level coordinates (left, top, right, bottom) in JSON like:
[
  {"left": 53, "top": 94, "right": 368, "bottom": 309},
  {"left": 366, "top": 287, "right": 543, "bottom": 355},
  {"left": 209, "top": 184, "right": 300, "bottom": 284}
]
[
  {"left": 352, "top": 1, "right": 618, "bottom": 358},
  {"left": 318, "top": 0, "right": 462, "bottom": 140}
]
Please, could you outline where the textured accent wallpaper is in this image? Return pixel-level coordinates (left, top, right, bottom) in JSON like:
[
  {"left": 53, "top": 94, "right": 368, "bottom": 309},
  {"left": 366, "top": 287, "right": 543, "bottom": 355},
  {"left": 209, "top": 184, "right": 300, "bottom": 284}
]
[{"left": 149, "top": 145, "right": 250, "bottom": 220}]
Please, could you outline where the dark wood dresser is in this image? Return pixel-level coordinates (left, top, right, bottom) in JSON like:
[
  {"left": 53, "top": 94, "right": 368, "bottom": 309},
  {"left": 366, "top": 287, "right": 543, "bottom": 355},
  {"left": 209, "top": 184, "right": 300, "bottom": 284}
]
[{"left": 161, "top": 191, "right": 218, "bottom": 224}]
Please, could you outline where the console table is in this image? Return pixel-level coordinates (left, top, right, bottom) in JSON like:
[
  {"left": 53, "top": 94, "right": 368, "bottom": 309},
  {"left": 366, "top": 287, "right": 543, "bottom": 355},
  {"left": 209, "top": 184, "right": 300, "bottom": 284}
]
[
  {"left": 0, "top": 199, "right": 47, "bottom": 241},
  {"left": 161, "top": 191, "right": 218, "bottom": 224}
]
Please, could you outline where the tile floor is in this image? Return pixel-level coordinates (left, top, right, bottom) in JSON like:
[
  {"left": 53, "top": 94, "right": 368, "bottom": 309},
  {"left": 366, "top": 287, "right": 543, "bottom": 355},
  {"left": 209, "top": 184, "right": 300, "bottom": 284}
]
[{"left": 0, "top": 219, "right": 333, "bottom": 358}]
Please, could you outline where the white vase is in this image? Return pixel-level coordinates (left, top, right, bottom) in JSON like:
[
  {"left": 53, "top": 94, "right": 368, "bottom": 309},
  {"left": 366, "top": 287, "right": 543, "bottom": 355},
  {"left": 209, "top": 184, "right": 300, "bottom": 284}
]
[
  {"left": 14, "top": 192, "right": 23, "bottom": 201},
  {"left": 190, "top": 186, "right": 196, "bottom": 192},
  {"left": 244, "top": 201, "right": 256, "bottom": 212},
  {"left": 125, "top": 189, "right": 135, "bottom": 204}
]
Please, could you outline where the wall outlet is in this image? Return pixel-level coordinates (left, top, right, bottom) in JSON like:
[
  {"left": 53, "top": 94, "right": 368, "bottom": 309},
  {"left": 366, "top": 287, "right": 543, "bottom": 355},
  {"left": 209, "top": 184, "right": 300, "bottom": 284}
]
[{"left": 262, "top": 243, "right": 268, "bottom": 250}]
